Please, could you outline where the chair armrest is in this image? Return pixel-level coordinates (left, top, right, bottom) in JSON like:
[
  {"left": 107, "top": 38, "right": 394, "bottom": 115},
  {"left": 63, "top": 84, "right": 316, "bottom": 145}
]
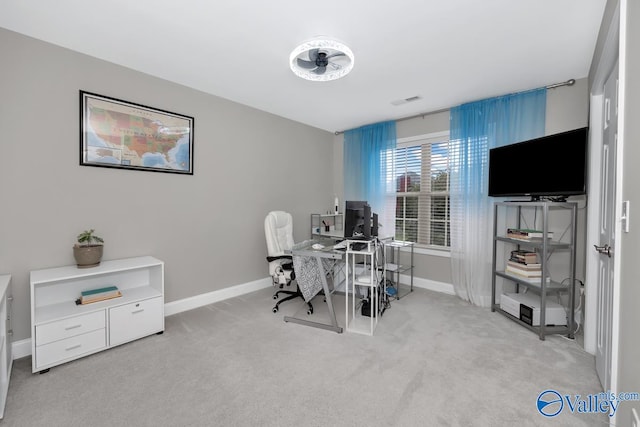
[{"left": 266, "top": 255, "right": 293, "bottom": 263}]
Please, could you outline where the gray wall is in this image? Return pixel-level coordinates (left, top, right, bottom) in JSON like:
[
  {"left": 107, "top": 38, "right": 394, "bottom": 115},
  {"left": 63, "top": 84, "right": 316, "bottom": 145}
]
[
  {"left": 617, "top": 0, "right": 640, "bottom": 423},
  {"left": 333, "top": 81, "right": 589, "bottom": 287},
  {"left": 0, "top": 29, "right": 334, "bottom": 341},
  {"left": 546, "top": 79, "right": 590, "bottom": 284}
]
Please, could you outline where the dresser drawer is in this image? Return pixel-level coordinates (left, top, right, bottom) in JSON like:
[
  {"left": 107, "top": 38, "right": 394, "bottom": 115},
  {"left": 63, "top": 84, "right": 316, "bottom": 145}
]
[
  {"left": 36, "top": 310, "right": 106, "bottom": 346},
  {"left": 36, "top": 328, "right": 106, "bottom": 369},
  {"left": 109, "top": 297, "right": 163, "bottom": 347}
]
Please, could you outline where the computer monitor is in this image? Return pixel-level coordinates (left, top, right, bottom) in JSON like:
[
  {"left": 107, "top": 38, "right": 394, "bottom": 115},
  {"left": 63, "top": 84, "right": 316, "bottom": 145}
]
[
  {"left": 372, "top": 213, "right": 378, "bottom": 237},
  {"left": 344, "top": 200, "right": 376, "bottom": 239},
  {"left": 345, "top": 201, "right": 367, "bottom": 238}
]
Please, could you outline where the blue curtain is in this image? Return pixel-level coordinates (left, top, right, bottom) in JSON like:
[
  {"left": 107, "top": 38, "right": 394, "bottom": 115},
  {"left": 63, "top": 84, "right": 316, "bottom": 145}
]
[
  {"left": 449, "top": 89, "right": 546, "bottom": 306},
  {"left": 343, "top": 121, "right": 396, "bottom": 219}
]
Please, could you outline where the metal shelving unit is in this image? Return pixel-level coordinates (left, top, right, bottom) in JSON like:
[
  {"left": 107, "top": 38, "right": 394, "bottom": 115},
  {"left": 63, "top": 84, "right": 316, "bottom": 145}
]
[
  {"left": 383, "top": 240, "right": 414, "bottom": 299},
  {"left": 491, "top": 201, "right": 577, "bottom": 340},
  {"left": 310, "top": 213, "right": 343, "bottom": 239}
]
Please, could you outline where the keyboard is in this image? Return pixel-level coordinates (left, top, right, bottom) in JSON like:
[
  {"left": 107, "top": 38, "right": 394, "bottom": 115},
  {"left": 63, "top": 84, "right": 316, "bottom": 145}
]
[
  {"left": 350, "top": 242, "right": 367, "bottom": 251},
  {"left": 331, "top": 239, "right": 369, "bottom": 251}
]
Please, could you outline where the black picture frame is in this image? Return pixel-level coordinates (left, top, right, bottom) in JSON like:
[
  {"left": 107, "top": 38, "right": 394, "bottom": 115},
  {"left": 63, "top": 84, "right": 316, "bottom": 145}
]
[{"left": 80, "top": 91, "right": 194, "bottom": 175}]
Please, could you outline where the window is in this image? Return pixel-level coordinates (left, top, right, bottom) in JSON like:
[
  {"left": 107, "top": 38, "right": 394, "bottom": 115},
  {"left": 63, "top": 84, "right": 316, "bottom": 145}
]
[{"left": 386, "top": 132, "right": 451, "bottom": 248}]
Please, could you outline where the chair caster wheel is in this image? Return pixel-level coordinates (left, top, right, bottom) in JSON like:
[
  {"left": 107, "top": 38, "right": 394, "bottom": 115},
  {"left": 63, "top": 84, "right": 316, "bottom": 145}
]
[
  {"left": 307, "top": 309, "right": 313, "bottom": 315},
  {"left": 272, "top": 306, "right": 279, "bottom": 313},
  {"left": 273, "top": 295, "right": 278, "bottom": 300}
]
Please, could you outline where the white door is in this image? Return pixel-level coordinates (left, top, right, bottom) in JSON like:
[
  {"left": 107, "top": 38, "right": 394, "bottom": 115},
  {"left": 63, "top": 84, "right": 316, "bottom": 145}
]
[{"left": 595, "top": 63, "right": 618, "bottom": 390}]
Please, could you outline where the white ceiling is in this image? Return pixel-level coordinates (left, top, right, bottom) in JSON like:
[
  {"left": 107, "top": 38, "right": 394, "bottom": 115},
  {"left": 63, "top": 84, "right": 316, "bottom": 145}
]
[{"left": 0, "top": 0, "right": 607, "bottom": 133}]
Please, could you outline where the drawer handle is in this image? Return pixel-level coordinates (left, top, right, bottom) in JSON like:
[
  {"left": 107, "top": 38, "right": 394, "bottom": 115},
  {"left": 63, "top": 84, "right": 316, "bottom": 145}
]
[
  {"left": 132, "top": 309, "right": 145, "bottom": 314},
  {"left": 65, "top": 344, "right": 81, "bottom": 352},
  {"left": 64, "top": 324, "right": 82, "bottom": 331}
]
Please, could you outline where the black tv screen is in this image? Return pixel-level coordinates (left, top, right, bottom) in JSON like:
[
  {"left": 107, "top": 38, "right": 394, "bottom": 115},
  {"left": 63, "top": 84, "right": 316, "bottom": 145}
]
[{"left": 488, "top": 127, "right": 588, "bottom": 199}]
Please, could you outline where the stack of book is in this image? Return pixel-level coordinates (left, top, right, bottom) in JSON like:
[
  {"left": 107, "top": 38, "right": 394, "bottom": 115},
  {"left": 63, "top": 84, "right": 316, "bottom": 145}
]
[
  {"left": 505, "top": 250, "right": 544, "bottom": 283},
  {"left": 510, "top": 249, "right": 538, "bottom": 264},
  {"left": 506, "top": 228, "right": 554, "bottom": 241},
  {"left": 78, "top": 285, "right": 122, "bottom": 305}
]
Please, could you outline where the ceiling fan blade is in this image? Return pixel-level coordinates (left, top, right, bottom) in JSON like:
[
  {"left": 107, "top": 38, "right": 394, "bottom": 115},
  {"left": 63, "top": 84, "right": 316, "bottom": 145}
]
[
  {"left": 296, "top": 58, "right": 317, "bottom": 69},
  {"left": 312, "top": 66, "right": 327, "bottom": 75},
  {"left": 326, "top": 52, "right": 346, "bottom": 59},
  {"left": 308, "top": 49, "right": 319, "bottom": 62}
]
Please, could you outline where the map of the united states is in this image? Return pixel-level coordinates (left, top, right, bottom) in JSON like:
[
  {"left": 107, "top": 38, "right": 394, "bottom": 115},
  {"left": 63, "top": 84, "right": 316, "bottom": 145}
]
[{"left": 84, "top": 97, "right": 191, "bottom": 171}]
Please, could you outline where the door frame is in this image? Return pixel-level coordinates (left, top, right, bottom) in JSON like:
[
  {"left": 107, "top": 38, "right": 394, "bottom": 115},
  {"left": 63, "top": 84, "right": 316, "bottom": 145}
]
[{"left": 585, "top": 0, "right": 625, "bottom": 400}]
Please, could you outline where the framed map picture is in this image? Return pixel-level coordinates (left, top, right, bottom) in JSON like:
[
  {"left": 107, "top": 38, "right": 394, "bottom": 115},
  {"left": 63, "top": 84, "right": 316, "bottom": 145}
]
[{"left": 80, "top": 91, "right": 194, "bottom": 174}]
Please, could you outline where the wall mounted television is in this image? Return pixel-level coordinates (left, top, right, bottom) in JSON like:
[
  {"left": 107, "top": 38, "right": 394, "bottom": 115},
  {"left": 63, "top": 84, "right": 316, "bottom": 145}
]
[{"left": 487, "top": 127, "right": 588, "bottom": 201}]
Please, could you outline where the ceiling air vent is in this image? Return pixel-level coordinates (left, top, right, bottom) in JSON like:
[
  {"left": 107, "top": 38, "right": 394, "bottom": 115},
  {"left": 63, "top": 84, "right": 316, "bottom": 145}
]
[{"left": 391, "top": 95, "right": 421, "bottom": 106}]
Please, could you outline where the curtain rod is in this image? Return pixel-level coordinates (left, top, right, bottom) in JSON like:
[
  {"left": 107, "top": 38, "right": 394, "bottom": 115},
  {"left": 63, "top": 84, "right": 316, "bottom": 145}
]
[{"left": 334, "top": 78, "right": 576, "bottom": 135}]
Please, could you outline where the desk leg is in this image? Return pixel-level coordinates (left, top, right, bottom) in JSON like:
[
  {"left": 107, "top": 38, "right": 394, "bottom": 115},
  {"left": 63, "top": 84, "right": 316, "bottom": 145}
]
[{"left": 284, "top": 254, "right": 343, "bottom": 334}]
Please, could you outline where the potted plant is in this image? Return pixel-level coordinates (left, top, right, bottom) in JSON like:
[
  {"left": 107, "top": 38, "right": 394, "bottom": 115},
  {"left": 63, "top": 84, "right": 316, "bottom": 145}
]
[{"left": 73, "top": 229, "right": 104, "bottom": 268}]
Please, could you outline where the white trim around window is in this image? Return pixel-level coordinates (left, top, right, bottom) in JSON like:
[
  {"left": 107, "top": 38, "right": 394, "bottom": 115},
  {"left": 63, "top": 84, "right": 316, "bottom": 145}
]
[
  {"left": 413, "top": 246, "right": 451, "bottom": 257},
  {"left": 393, "top": 131, "right": 452, "bottom": 253},
  {"left": 397, "top": 130, "right": 450, "bottom": 147}
]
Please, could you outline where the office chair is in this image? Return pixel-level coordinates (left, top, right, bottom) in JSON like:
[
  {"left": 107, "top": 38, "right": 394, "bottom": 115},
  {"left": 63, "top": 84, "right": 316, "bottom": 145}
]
[{"left": 264, "top": 211, "right": 313, "bottom": 314}]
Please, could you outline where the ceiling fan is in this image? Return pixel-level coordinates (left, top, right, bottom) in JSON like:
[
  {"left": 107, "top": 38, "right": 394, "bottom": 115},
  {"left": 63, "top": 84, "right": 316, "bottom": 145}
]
[
  {"left": 289, "top": 37, "right": 354, "bottom": 82},
  {"left": 296, "top": 49, "right": 346, "bottom": 75}
]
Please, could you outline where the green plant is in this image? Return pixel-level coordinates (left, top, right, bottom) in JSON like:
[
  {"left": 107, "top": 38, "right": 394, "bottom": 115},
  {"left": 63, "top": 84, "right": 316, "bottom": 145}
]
[{"left": 75, "top": 229, "right": 104, "bottom": 247}]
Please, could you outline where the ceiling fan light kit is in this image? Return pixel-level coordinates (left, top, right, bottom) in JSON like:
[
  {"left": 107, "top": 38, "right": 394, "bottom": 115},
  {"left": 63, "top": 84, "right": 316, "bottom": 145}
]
[{"left": 289, "top": 37, "right": 354, "bottom": 82}]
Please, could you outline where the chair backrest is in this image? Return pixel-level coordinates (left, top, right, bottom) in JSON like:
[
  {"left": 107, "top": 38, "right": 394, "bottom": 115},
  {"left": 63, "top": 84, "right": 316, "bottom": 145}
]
[{"left": 264, "top": 211, "right": 295, "bottom": 257}]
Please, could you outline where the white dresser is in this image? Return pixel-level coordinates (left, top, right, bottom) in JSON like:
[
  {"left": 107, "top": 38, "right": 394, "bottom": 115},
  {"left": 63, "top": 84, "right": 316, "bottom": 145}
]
[{"left": 30, "top": 256, "right": 164, "bottom": 373}]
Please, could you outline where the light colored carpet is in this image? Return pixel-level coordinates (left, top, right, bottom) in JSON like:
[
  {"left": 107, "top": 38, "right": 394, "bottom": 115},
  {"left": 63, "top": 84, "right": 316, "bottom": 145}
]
[{"left": 2, "top": 287, "right": 607, "bottom": 426}]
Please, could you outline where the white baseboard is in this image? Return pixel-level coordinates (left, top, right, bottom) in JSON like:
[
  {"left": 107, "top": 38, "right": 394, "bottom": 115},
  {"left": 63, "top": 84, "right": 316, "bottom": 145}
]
[
  {"left": 398, "top": 273, "right": 455, "bottom": 295},
  {"left": 12, "top": 275, "right": 453, "bottom": 360},
  {"left": 12, "top": 338, "right": 31, "bottom": 360},
  {"left": 164, "top": 277, "right": 272, "bottom": 316}
]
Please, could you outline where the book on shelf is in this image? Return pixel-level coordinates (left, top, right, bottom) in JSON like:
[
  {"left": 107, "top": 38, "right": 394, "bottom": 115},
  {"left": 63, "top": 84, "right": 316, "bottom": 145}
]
[
  {"left": 78, "top": 285, "right": 122, "bottom": 305},
  {"left": 510, "top": 249, "right": 538, "bottom": 264},
  {"left": 506, "top": 228, "right": 554, "bottom": 240},
  {"left": 506, "top": 260, "right": 542, "bottom": 270},
  {"left": 508, "top": 257, "right": 541, "bottom": 267},
  {"left": 504, "top": 269, "right": 551, "bottom": 283},
  {"left": 505, "top": 265, "right": 542, "bottom": 278}
]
